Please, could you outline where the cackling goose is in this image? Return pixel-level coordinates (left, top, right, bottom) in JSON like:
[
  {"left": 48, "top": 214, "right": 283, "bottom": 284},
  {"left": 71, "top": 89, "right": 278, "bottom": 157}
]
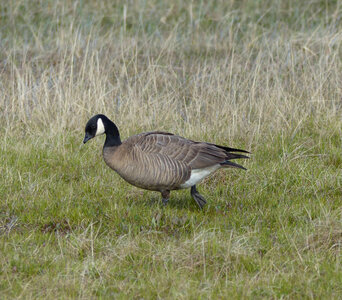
[{"left": 83, "top": 114, "right": 249, "bottom": 209}]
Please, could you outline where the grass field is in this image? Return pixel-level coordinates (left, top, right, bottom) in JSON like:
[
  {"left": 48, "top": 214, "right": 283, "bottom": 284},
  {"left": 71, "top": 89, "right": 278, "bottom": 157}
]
[{"left": 1, "top": 0, "right": 342, "bottom": 298}]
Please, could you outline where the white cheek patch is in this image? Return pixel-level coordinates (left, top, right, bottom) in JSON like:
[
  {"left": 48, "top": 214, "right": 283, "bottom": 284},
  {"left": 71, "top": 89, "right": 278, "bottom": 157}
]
[{"left": 95, "top": 118, "right": 105, "bottom": 136}]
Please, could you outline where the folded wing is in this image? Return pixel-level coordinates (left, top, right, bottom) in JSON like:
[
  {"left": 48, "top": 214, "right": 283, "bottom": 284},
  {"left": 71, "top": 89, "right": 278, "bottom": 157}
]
[{"left": 129, "top": 131, "right": 249, "bottom": 170}]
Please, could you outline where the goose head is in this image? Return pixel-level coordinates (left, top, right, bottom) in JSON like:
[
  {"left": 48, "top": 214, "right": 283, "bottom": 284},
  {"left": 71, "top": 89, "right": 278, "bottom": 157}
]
[{"left": 83, "top": 114, "right": 121, "bottom": 146}]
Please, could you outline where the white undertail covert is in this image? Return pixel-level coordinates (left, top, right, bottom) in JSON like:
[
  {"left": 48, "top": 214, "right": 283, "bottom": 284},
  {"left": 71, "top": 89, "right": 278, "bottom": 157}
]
[{"left": 180, "top": 164, "right": 221, "bottom": 188}]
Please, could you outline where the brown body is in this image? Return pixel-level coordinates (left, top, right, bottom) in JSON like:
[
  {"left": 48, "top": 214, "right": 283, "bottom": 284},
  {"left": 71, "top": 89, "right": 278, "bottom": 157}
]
[
  {"left": 103, "top": 131, "right": 246, "bottom": 192},
  {"left": 83, "top": 114, "right": 249, "bottom": 208}
]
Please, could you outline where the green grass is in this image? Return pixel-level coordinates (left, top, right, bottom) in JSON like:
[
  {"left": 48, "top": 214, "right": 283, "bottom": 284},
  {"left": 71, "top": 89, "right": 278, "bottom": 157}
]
[
  {"left": 1, "top": 0, "right": 342, "bottom": 298},
  {"left": 1, "top": 119, "right": 341, "bottom": 298}
]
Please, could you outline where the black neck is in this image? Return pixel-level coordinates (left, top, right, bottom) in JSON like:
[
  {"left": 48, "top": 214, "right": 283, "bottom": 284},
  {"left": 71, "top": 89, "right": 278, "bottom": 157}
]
[{"left": 103, "top": 117, "right": 122, "bottom": 148}]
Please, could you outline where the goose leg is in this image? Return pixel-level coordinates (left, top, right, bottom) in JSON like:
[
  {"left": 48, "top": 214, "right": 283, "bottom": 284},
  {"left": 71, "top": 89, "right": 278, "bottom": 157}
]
[
  {"left": 161, "top": 190, "right": 170, "bottom": 206},
  {"left": 190, "top": 185, "right": 207, "bottom": 209}
]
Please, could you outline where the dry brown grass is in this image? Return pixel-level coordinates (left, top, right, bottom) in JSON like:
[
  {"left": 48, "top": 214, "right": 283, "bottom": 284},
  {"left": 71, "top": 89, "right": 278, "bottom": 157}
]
[{"left": 1, "top": 1, "right": 341, "bottom": 143}]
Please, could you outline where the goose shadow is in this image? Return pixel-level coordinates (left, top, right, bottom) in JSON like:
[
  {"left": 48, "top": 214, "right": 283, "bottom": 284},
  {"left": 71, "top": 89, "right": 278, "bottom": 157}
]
[{"left": 133, "top": 192, "right": 204, "bottom": 211}]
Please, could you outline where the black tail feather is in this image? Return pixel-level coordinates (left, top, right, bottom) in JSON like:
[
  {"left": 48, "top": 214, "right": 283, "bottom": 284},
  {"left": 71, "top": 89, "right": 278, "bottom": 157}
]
[
  {"left": 213, "top": 144, "right": 250, "bottom": 154},
  {"left": 226, "top": 153, "right": 250, "bottom": 160},
  {"left": 220, "top": 160, "right": 247, "bottom": 170}
]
